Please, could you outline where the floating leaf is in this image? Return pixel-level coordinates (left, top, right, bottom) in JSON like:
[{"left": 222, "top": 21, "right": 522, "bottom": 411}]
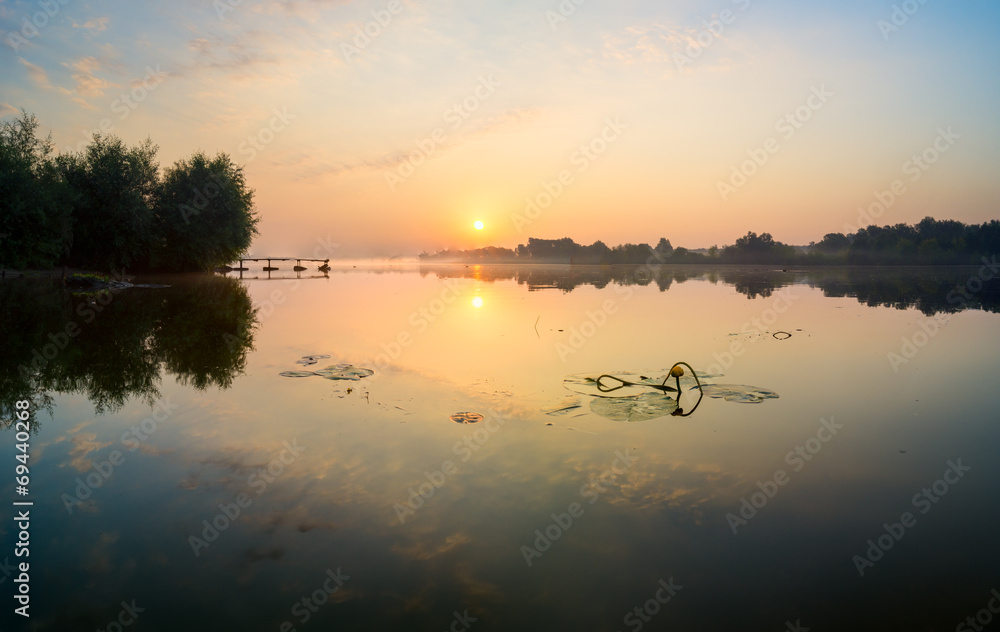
[
  {"left": 451, "top": 412, "right": 484, "bottom": 424},
  {"left": 542, "top": 396, "right": 583, "bottom": 416},
  {"left": 693, "top": 384, "right": 779, "bottom": 403},
  {"left": 296, "top": 354, "right": 332, "bottom": 366},
  {"left": 313, "top": 364, "right": 374, "bottom": 381},
  {"left": 279, "top": 370, "right": 320, "bottom": 378},
  {"left": 281, "top": 363, "right": 374, "bottom": 381},
  {"left": 557, "top": 365, "right": 775, "bottom": 422},
  {"left": 589, "top": 392, "right": 678, "bottom": 422},
  {"left": 563, "top": 369, "right": 716, "bottom": 399}
]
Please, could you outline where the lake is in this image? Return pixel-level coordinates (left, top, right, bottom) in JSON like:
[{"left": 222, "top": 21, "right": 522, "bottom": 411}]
[{"left": 2, "top": 264, "right": 999, "bottom": 631}]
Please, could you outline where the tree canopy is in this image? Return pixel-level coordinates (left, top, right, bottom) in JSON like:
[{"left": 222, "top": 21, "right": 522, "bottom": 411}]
[
  {"left": 0, "top": 109, "right": 258, "bottom": 273},
  {"left": 60, "top": 134, "right": 159, "bottom": 272},
  {"left": 153, "top": 152, "right": 258, "bottom": 271},
  {"left": 0, "top": 112, "right": 72, "bottom": 269}
]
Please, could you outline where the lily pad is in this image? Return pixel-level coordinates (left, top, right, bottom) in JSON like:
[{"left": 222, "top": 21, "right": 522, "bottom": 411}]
[
  {"left": 279, "top": 370, "right": 321, "bottom": 378},
  {"left": 313, "top": 364, "right": 375, "bottom": 381},
  {"left": 555, "top": 365, "right": 776, "bottom": 423},
  {"left": 589, "top": 392, "right": 678, "bottom": 422},
  {"left": 693, "top": 384, "right": 780, "bottom": 403},
  {"left": 563, "top": 369, "right": 715, "bottom": 399},
  {"left": 296, "top": 354, "right": 332, "bottom": 366},
  {"left": 542, "top": 396, "right": 583, "bottom": 416},
  {"left": 451, "top": 412, "right": 484, "bottom": 424},
  {"left": 280, "top": 363, "right": 374, "bottom": 381}
]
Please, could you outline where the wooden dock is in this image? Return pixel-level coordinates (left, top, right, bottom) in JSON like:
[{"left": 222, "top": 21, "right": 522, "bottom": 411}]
[{"left": 226, "top": 257, "right": 331, "bottom": 278}]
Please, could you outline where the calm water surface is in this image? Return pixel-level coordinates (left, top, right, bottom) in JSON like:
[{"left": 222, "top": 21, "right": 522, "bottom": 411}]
[{"left": 2, "top": 265, "right": 999, "bottom": 631}]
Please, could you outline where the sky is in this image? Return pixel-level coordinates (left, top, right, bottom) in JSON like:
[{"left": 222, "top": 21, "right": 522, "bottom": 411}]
[{"left": 2, "top": 0, "right": 999, "bottom": 258}]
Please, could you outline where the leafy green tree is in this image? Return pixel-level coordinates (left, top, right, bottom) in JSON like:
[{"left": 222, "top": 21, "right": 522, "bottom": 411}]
[
  {"left": 816, "top": 232, "right": 850, "bottom": 252},
  {"left": 735, "top": 231, "right": 775, "bottom": 251},
  {"left": 611, "top": 242, "right": 654, "bottom": 263},
  {"left": 0, "top": 110, "right": 73, "bottom": 269},
  {"left": 153, "top": 152, "right": 258, "bottom": 271},
  {"left": 722, "top": 231, "right": 795, "bottom": 263},
  {"left": 62, "top": 134, "right": 159, "bottom": 273},
  {"left": 578, "top": 240, "right": 611, "bottom": 263},
  {"left": 654, "top": 238, "right": 673, "bottom": 255},
  {"left": 521, "top": 237, "right": 577, "bottom": 261},
  {"left": 966, "top": 220, "right": 1000, "bottom": 254}
]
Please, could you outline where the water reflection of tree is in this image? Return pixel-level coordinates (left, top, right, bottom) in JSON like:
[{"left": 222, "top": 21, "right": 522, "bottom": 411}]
[
  {"left": 806, "top": 267, "right": 1000, "bottom": 316},
  {"left": 51, "top": 286, "right": 164, "bottom": 415},
  {"left": 154, "top": 276, "right": 257, "bottom": 389},
  {"left": 717, "top": 270, "right": 778, "bottom": 299},
  {"left": 418, "top": 264, "right": 1000, "bottom": 311},
  {"left": 420, "top": 264, "right": 774, "bottom": 297},
  {"left": 0, "top": 275, "right": 256, "bottom": 428}
]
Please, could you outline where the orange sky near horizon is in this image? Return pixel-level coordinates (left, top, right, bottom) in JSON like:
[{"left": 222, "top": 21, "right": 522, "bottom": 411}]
[{"left": 2, "top": 0, "right": 998, "bottom": 257}]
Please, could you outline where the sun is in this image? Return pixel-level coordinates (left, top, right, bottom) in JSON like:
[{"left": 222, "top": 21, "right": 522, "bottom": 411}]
[{"left": 474, "top": 220, "right": 484, "bottom": 230}]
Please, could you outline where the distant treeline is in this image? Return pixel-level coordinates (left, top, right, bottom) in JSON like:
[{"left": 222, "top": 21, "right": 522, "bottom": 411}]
[
  {"left": 419, "top": 218, "right": 1000, "bottom": 265},
  {"left": 0, "top": 110, "right": 258, "bottom": 273}
]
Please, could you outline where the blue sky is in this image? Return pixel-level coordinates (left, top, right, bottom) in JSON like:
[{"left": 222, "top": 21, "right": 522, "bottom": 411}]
[{"left": 2, "top": 0, "right": 999, "bottom": 256}]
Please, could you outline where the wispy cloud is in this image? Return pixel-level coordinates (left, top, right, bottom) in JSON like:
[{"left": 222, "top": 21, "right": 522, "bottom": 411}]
[
  {"left": 176, "top": 32, "right": 284, "bottom": 81},
  {"left": 603, "top": 23, "right": 692, "bottom": 66},
  {"left": 19, "top": 57, "right": 52, "bottom": 89},
  {"left": 66, "top": 432, "right": 113, "bottom": 472},
  {"left": 601, "top": 21, "right": 747, "bottom": 72},
  {"left": 71, "top": 16, "right": 109, "bottom": 31},
  {"left": 279, "top": 106, "right": 543, "bottom": 183},
  {"left": 255, "top": 0, "right": 355, "bottom": 19},
  {"left": 62, "top": 56, "right": 116, "bottom": 97},
  {"left": 0, "top": 102, "right": 18, "bottom": 117},
  {"left": 197, "top": 107, "right": 269, "bottom": 132}
]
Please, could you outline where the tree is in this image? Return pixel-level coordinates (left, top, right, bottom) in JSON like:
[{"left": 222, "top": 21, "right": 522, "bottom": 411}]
[
  {"left": 611, "top": 242, "right": 653, "bottom": 263},
  {"left": 0, "top": 110, "right": 72, "bottom": 269},
  {"left": 816, "top": 232, "right": 850, "bottom": 252},
  {"left": 153, "top": 152, "right": 258, "bottom": 271},
  {"left": 62, "top": 134, "right": 159, "bottom": 273},
  {"left": 579, "top": 240, "right": 611, "bottom": 263},
  {"left": 723, "top": 231, "right": 795, "bottom": 264},
  {"left": 654, "top": 238, "right": 673, "bottom": 255},
  {"left": 734, "top": 231, "right": 775, "bottom": 251},
  {"left": 0, "top": 110, "right": 262, "bottom": 273},
  {"left": 522, "top": 237, "right": 577, "bottom": 261}
]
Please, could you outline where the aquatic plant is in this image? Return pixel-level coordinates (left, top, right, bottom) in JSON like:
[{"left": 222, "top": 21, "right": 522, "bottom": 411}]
[{"left": 548, "top": 362, "right": 777, "bottom": 423}]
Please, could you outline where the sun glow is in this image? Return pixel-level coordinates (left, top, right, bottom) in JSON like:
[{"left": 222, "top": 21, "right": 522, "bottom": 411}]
[
  {"left": 472, "top": 296, "right": 484, "bottom": 308},
  {"left": 474, "top": 220, "right": 484, "bottom": 230}
]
